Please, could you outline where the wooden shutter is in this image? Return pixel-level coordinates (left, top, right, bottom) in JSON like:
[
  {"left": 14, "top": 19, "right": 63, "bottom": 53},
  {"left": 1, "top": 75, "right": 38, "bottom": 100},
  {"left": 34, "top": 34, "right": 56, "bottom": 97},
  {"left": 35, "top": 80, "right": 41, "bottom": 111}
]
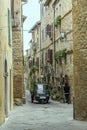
[{"left": 48, "top": 49, "right": 53, "bottom": 65}]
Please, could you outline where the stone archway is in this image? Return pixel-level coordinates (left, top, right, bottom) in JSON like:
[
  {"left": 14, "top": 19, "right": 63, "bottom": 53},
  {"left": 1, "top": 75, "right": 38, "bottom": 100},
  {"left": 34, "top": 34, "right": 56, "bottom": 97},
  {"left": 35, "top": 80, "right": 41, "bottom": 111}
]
[{"left": 72, "top": 0, "right": 87, "bottom": 120}]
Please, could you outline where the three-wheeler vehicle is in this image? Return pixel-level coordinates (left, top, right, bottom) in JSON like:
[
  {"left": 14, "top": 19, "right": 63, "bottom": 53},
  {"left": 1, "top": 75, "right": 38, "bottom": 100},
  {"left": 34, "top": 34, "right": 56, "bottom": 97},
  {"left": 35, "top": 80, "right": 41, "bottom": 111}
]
[{"left": 31, "top": 83, "right": 50, "bottom": 103}]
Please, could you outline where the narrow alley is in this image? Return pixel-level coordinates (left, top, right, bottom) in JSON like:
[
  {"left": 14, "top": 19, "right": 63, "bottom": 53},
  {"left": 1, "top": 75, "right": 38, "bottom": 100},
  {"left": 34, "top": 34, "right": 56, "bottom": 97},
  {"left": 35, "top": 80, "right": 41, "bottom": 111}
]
[
  {"left": 0, "top": 0, "right": 87, "bottom": 125},
  {"left": 0, "top": 91, "right": 87, "bottom": 130}
]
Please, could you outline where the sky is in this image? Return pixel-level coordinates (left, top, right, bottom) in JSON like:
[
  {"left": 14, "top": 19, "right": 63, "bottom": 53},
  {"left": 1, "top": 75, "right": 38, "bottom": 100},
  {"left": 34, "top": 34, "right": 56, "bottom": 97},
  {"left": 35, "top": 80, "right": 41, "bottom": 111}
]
[{"left": 23, "top": 0, "right": 40, "bottom": 55}]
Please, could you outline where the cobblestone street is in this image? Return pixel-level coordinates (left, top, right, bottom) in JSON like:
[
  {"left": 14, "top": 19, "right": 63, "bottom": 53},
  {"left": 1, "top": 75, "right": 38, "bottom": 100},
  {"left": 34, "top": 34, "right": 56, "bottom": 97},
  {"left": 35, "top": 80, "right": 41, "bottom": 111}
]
[{"left": 0, "top": 91, "right": 87, "bottom": 130}]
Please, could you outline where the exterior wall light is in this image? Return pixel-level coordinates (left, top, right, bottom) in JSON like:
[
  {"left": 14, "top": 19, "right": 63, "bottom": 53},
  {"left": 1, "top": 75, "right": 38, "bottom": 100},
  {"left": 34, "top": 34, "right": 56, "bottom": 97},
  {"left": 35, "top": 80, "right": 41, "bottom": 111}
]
[{"left": 60, "top": 31, "right": 66, "bottom": 39}]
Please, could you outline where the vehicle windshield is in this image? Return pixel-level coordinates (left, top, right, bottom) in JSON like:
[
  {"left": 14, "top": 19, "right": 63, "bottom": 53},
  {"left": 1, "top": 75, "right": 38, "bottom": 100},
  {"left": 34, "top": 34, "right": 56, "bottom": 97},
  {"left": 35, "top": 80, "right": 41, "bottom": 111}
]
[{"left": 36, "top": 84, "right": 49, "bottom": 94}]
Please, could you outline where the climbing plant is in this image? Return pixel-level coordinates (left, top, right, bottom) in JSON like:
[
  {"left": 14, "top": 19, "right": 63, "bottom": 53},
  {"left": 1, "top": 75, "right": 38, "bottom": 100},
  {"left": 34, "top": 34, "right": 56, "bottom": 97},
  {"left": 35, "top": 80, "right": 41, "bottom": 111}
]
[
  {"left": 29, "top": 66, "right": 39, "bottom": 91},
  {"left": 29, "top": 78, "right": 35, "bottom": 92},
  {"left": 54, "top": 49, "right": 66, "bottom": 63},
  {"left": 53, "top": 15, "right": 61, "bottom": 27},
  {"left": 29, "top": 66, "right": 39, "bottom": 77}
]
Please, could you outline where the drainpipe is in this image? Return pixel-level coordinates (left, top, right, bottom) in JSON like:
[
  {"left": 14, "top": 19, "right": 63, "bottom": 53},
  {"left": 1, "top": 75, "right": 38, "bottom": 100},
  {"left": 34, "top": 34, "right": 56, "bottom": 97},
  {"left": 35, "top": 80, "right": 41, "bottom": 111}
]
[
  {"left": 52, "top": 4, "right": 56, "bottom": 81},
  {"left": 39, "top": 0, "right": 42, "bottom": 81}
]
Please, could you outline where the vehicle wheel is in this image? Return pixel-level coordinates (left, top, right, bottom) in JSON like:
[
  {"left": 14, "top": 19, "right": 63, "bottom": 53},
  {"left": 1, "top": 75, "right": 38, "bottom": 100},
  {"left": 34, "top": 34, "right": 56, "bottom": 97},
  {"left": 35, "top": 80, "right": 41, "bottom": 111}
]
[
  {"left": 38, "top": 100, "right": 40, "bottom": 104},
  {"left": 31, "top": 97, "right": 33, "bottom": 103}
]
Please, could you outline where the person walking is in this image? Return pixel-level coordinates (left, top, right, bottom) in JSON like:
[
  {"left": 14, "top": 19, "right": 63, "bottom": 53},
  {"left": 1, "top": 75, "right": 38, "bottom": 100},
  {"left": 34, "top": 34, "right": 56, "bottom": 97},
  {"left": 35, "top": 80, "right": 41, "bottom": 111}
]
[
  {"left": 64, "top": 83, "right": 70, "bottom": 104},
  {"left": 29, "top": 79, "right": 35, "bottom": 103}
]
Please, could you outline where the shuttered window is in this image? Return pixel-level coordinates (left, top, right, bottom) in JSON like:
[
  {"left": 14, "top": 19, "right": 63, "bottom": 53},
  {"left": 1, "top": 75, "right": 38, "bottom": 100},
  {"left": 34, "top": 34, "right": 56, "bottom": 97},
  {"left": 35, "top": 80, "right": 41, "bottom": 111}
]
[
  {"left": 29, "top": 60, "right": 33, "bottom": 68},
  {"left": 46, "top": 24, "right": 53, "bottom": 39},
  {"left": 48, "top": 49, "right": 53, "bottom": 65},
  {"left": 36, "top": 57, "right": 39, "bottom": 66}
]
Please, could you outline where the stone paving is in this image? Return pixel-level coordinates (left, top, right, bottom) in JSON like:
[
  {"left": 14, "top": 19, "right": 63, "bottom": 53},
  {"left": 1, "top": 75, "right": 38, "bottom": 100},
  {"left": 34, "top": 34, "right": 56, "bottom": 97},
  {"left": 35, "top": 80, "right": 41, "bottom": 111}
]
[{"left": 0, "top": 91, "right": 87, "bottom": 130}]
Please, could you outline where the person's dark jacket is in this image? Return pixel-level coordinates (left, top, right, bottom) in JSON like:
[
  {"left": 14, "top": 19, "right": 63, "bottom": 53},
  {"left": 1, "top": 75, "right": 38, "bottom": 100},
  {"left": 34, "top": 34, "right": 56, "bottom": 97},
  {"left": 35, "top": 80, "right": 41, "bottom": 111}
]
[{"left": 64, "top": 83, "right": 70, "bottom": 94}]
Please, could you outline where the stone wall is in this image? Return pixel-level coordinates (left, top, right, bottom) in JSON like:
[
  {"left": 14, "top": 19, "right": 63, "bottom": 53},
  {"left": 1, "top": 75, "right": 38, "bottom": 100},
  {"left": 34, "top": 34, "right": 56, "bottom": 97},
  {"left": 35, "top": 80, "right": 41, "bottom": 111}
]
[
  {"left": 72, "top": 0, "right": 87, "bottom": 120},
  {"left": 12, "top": 28, "right": 24, "bottom": 102},
  {"left": 12, "top": 30, "right": 23, "bottom": 95},
  {"left": 0, "top": 0, "right": 13, "bottom": 124},
  {"left": 12, "top": 0, "right": 25, "bottom": 103}
]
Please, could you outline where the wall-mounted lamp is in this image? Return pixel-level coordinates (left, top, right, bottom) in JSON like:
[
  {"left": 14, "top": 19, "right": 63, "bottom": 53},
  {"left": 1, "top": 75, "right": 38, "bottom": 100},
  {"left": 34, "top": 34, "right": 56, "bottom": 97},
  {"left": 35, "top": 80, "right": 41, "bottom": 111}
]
[{"left": 60, "top": 31, "right": 66, "bottom": 39}]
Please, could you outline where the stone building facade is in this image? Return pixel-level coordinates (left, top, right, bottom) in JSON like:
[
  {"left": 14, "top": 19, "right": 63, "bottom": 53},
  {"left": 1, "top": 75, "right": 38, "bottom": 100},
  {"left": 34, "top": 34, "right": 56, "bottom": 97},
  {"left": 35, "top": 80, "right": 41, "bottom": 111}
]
[
  {"left": 40, "top": 0, "right": 73, "bottom": 99},
  {"left": 72, "top": 0, "right": 87, "bottom": 121},
  {"left": 0, "top": 0, "right": 13, "bottom": 124},
  {"left": 54, "top": 0, "right": 73, "bottom": 99},
  {"left": 12, "top": 0, "right": 26, "bottom": 103},
  {"left": 29, "top": 21, "right": 41, "bottom": 82},
  {"left": 40, "top": 0, "right": 55, "bottom": 84},
  {"left": 25, "top": 48, "right": 31, "bottom": 89}
]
